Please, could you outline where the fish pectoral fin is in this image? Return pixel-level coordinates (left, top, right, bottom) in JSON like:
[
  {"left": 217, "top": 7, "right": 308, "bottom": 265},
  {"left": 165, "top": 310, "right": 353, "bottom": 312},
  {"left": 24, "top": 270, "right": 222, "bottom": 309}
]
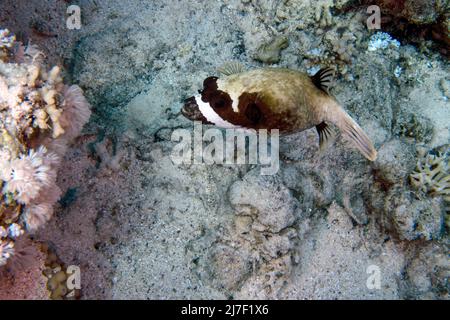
[
  {"left": 311, "top": 67, "right": 335, "bottom": 94},
  {"left": 316, "top": 121, "right": 336, "bottom": 152},
  {"left": 217, "top": 61, "right": 245, "bottom": 76}
]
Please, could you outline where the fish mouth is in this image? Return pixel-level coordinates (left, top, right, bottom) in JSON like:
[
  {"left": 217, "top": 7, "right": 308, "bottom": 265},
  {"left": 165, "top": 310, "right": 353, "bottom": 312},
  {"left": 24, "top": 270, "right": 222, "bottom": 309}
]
[
  {"left": 182, "top": 96, "right": 211, "bottom": 124},
  {"left": 181, "top": 96, "right": 199, "bottom": 119}
]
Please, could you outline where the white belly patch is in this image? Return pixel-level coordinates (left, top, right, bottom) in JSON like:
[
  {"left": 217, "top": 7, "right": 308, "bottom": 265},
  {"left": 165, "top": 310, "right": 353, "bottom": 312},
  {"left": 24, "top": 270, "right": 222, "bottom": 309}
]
[{"left": 196, "top": 96, "right": 241, "bottom": 129}]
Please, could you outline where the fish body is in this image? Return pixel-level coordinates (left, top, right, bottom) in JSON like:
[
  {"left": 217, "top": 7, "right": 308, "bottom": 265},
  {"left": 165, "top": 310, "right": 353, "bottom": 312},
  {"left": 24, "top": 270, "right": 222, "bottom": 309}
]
[{"left": 182, "top": 66, "right": 377, "bottom": 161}]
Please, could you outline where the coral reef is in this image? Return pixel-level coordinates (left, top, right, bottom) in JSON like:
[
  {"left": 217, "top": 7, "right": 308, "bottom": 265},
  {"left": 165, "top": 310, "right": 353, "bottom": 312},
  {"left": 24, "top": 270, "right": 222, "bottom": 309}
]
[
  {"left": 0, "top": 29, "right": 91, "bottom": 267},
  {"left": 393, "top": 111, "right": 433, "bottom": 143},
  {"left": 439, "top": 78, "right": 450, "bottom": 100},
  {"left": 93, "top": 138, "right": 126, "bottom": 172},
  {"left": 0, "top": 237, "right": 48, "bottom": 299},
  {"left": 228, "top": 169, "right": 298, "bottom": 233},
  {"left": 366, "top": 0, "right": 448, "bottom": 25}
]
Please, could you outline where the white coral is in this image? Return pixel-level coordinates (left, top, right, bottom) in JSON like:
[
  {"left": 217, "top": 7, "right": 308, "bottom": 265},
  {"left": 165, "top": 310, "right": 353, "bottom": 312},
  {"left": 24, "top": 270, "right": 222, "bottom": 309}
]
[{"left": 368, "top": 32, "right": 400, "bottom": 52}]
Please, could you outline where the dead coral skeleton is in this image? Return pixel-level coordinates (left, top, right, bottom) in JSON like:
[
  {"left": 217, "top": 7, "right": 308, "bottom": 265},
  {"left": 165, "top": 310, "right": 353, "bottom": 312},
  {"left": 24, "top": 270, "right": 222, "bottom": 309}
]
[{"left": 0, "top": 29, "right": 91, "bottom": 267}]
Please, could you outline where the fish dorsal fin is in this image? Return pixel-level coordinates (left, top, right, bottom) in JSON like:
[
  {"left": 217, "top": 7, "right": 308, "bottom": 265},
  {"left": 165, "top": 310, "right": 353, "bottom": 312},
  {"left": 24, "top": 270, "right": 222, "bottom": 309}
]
[
  {"left": 311, "top": 67, "right": 335, "bottom": 94},
  {"left": 217, "top": 61, "right": 245, "bottom": 76}
]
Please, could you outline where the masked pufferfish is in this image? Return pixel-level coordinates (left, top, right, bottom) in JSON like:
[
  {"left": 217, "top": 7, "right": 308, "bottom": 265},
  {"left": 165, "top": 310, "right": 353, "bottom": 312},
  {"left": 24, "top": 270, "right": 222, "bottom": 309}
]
[{"left": 181, "top": 62, "right": 377, "bottom": 161}]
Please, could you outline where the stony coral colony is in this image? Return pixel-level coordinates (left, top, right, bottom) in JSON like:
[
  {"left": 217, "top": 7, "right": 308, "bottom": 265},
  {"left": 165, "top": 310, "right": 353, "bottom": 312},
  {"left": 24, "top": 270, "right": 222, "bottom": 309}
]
[
  {"left": 410, "top": 146, "right": 450, "bottom": 222},
  {"left": 0, "top": 29, "right": 91, "bottom": 267}
]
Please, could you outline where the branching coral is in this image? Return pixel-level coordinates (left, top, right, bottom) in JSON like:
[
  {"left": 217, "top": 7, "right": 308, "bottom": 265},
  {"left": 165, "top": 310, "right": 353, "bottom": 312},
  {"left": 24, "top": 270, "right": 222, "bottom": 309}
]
[
  {"left": 410, "top": 148, "right": 450, "bottom": 197},
  {"left": 315, "top": 0, "right": 334, "bottom": 28},
  {"left": 0, "top": 29, "right": 91, "bottom": 267},
  {"left": 409, "top": 146, "right": 450, "bottom": 228}
]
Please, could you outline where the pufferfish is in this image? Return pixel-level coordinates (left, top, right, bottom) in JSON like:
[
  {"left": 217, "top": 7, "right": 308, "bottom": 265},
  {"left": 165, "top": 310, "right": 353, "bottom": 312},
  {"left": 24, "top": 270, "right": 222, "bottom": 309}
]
[{"left": 181, "top": 62, "right": 377, "bottom": 161}]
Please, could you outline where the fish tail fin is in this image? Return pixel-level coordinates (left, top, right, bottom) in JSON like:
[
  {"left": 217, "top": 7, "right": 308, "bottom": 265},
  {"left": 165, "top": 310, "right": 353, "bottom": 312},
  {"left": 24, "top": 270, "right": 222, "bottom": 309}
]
[{"left": 331, "top": 107, "right": 377, "bottom": 161}]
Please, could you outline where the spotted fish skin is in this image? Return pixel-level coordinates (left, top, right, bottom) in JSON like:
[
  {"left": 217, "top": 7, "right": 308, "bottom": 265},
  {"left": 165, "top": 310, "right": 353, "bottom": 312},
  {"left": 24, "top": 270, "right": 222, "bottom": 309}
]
[{"left": 182, "top": 67, "right": 377, "bottom": 161}]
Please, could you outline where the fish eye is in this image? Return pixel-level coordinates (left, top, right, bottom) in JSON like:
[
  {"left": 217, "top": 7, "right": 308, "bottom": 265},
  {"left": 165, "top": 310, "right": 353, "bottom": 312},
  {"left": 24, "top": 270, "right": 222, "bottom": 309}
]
[{"left": 245, "top": 103, "right": 262, "bottom": 124}]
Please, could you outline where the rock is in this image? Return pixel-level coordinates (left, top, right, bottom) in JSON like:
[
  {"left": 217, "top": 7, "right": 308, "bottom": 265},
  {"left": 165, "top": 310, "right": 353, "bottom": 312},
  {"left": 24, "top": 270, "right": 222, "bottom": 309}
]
[
  {"left": 261, "top": 233, "right": 292, "bottom": 259},
  {"left": 207, "top": 244, "right": 252, "bottom": 292},
  {"left": 374, "top": 139, "right": 416, "bottom": 184},
  {"left": 385, "top": 187, "right": 444, "bottom": 241},
  {"left": 228, "top": 169, "right": 298, "bottom": 233},
  {"left": 400, "top": 243, "right": 450, "bottom": 299},
  {"left": 372, "top": 0, "right": 446, "bottom": 25}
]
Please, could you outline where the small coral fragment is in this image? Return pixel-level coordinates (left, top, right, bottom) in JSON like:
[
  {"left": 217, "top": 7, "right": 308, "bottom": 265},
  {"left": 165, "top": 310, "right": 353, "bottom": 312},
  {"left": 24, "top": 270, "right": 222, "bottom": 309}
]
[
  {"left": 254, "top": 36, "right": 289, "bottom": 64},
  {"left": 368, "top": 32, "right": 401, "bottom": 52},
  {"left": 315, "top": 1, "right": 333, "bottom": 28}
]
